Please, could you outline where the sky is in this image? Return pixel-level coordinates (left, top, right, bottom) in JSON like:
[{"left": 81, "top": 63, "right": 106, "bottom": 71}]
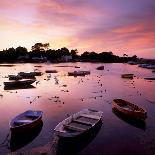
[{"left": 0, "top": 0, "right": 155, "bottom": 58}]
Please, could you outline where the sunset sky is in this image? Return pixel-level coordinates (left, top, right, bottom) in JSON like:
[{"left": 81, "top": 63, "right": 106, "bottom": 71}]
[{"left": 0, "top": 0, "right": 155, "bottom": 58}]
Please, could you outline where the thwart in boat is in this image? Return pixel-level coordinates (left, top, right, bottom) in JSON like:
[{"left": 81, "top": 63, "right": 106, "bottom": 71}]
[{"left": 54, "top": 109, "right": 103, "bottom": 138}]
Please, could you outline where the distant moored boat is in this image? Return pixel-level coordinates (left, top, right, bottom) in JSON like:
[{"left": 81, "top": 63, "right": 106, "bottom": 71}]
[
  {"left": 68, "top": 71, "right": 90, "bottom": 76},
  {"left": 96, "top": 66, "right": 104, "bottom": 70},
  {"left": 4, "top": 79, "right": 36, "bottom": 87},
  {"left": 121, "top": 74, "right": 134, "bottom": 79}
]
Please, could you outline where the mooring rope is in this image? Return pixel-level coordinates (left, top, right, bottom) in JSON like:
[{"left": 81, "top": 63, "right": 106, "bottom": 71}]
[{"left": 0, "top": 130, "right": 11, "bottom": 148}]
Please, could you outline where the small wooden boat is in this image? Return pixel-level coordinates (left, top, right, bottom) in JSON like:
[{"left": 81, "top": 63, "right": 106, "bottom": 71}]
[
  {"left": 10, "top": 110, "right": 43, "bottom": 132},
  {"left": 54, "top": 109, "right": 103, "bottom": 138},
  {"left": 45, "top": 70, "right": 58, "bottom": 73},
  {"left": 96, "top": 66, "right": 104, "bottom": 70},
  {"left": 4, "top": 79, "right": 36, "bottom": 87},
  {"left": 112, "top": 99, "right": 147, "bottom": 121},
  {"left": 68, "top": 71, "right": 90, "bottom": 76},
  {"left": 121, "top": 74, "right": 134, "bottom": 79}
]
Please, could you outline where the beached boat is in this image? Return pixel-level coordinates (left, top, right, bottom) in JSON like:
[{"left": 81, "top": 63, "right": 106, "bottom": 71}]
[
  {"left": 121, "top": 74, "right": 134, "bottom": 79},
  {"left": 10, "top": 110, "right": 43, "bottom": 132},
  {"left": 152, "top": 70, "right": 155, "bottom": 73},
  {"left": 54, "top": 109, "right": 103, "bottom": 138},
  {"left": 96, "top": 66, "right": 104, "bottom": 70},
  {"left": 112, "top": 99, "right": 147, "bottom": 121},
  {"left": 4, "top": 79, "right": 36, "bottom": 87},
  {"left": 68, "top": 71, "right": 90, "bottom": 76}
]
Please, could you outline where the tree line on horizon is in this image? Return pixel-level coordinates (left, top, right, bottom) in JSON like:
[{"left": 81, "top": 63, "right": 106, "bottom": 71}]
[{"left": 0, "top": 43, "right": 138, "bottom": 63}]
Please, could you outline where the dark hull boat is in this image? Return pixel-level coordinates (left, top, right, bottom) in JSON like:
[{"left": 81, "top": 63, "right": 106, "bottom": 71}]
[
  {"left": 4, "top": 79, "right": 36, "bottom": 87},
  {"left": 10, "top": 110, "right": 43, "bottom": 133},
  {"left": 10, "top": 120, "right": 43, "bottom": 152},
  {"left": 112, "top": 99, "right": 147, "bottom": 121},
  {"left": 96, "top": 66, "right": 104, "bottom": 70},
  {"left": 68, "top": 71, "right": 90, "bottom": 76},
  {"left": 54, "top": 109, "right": 103, "bottom": 138},
  {"left": 121, "top": 74, "right": 134, "bottom": 79}
]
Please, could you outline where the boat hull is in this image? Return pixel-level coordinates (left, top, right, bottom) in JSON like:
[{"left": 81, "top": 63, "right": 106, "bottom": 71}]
[
  {"left": 4, "top": 79, "right": 35, "bottom": 87},
  {"left": 10, "top": 110, "right": 43, "bottom": 133}
]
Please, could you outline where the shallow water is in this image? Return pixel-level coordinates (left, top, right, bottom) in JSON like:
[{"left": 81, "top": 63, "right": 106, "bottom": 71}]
[{"left": 0, "top": 62, "right": 155, "bottom": 155}]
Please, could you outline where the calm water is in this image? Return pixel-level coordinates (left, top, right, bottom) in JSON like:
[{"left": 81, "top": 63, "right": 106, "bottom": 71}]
[{"left": 0, "top": 63, "right": 155, "bottom": 155}]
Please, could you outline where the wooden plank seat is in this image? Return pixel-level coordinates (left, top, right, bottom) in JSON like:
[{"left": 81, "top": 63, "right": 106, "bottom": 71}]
[
  {"left": 14, "top": 119, "right": 33, "bottom": 125},
  {"left": 80, "top": 114, "right": 100, "bottom": 120},
  {"left": 73, "top": 119, "right": 93, "bottom": 126},
  {"left": 63, "top": 124, "right": 86, "bottom": 132}
]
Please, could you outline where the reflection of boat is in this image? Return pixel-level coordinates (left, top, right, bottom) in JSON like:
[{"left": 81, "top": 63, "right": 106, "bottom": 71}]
[
  {"left": 96, "top": 66, "right": 104, "bottom": 70},
  {"left": 112, "top": 110, "right": 146, "bottom": 130},
  {"left": 68, "top": 71, "right": 90, "bottom": 76},
  {"left": 56, "top": 120, "right": 102, "bottom": 155},
  {"left": 10, "top": 110, "right": 43, "bottom": 132},
  {"left": 112, "top": 99, "right": 147, "bottom": 121},
  {"left": 121, "top": 74, "right": 134, "bottom": 79},
  {"left": 54, "top": 109, "right": 103, "bottom": 138},
  {"left": 4, "top": 79, "right": 36, "bottom": 87},
  {"left": 4, "top": 85, "right": 35, "bottom": 90},
  {"left": 10, "top": 120, "right": 43, "bottom": 152}
]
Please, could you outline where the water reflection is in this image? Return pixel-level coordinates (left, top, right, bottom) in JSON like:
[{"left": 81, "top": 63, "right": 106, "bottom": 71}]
[
  {"left": 55, "top": 120, "right": 102, "bottom": 155},
  {"left": 4, "top": 85, "right": 36, "bottom": 90},
  {"left": 112, "top": 110, "right": 146, "bottom": 130},
  {"left": 9, "top": 120, "right": 43, "bottom": 152}
]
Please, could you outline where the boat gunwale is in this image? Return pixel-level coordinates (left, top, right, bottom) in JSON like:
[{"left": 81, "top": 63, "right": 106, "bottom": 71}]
[{"left": 10, "top": 110, "right": 43, "bottom": 130}]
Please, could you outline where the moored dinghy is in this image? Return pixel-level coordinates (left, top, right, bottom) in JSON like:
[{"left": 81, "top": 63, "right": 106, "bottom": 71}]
[
  {"left": 10, "top": 110, "right": 43, "bottom": 132},
  {"left": 112, "top": 99, "right": 147, "bottom": 121},
  {"left": 121, "top": 74, "right": 134, "bottom": 79},
  {"left": 4, "top": 79, "right": 36, "bottom": 87},
  {"left": 68, "top": 71, "right": 90, "bottom": 76},
  {"left": 54, "top": 109, "right": 103, "bottom": 138},
  {"left": 96, "top": 66, "right": 104, "bottom": 70}
]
